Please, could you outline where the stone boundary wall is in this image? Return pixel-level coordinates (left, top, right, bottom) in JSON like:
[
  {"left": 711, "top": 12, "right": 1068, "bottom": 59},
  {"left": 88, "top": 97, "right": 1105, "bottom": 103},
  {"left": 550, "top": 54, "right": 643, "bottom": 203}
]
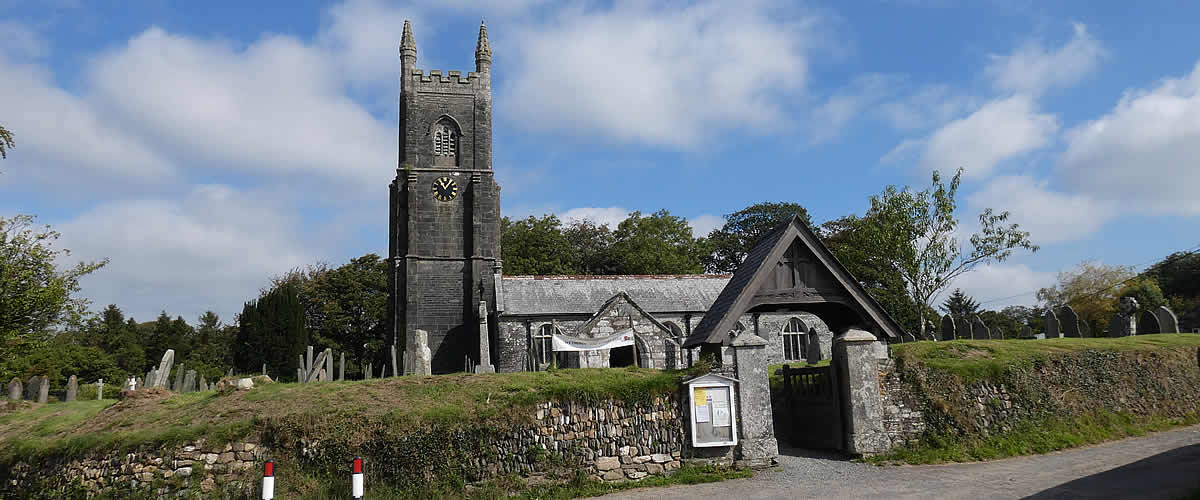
[
  {"left": 877, "top": 346, "right": 1200, "bottom": 450},
  {"left": 4, "top": 397, "right": 686, "bottom": 497},
  {"left": 3, "top": 441, "right": 263, "bottom": 498}
]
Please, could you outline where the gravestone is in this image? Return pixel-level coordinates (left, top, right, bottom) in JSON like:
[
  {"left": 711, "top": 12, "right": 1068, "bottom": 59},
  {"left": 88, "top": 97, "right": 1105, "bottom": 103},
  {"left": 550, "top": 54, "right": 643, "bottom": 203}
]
[
  {"left": 391, "top": 344, "right": 400, "bottom": 378},
  {"left": 306, "top": 346, "right": 314, "bottom": 380},
  {"left": 296, "top": 367, "right": 304, "bottom": 383},
  {"left": 1154, "top": 306, "right": 1180, "bottom": 333},
  {"left": 126, "top": 377, "right": 137, "bottom": 392},
  {"left": 199, "top": 377, "right": 208, "bottom": 392},
  {"left": 1109, "top": 297, "right": 1139, "bottom": 337},
  {"left": 8, "top": 378, "right": 21, "bottom": 400},
  {"left": 262, "top": 364, "right": 267, "bottom": 377},
  {"left": 1059, "top": 306, "right": 1081, "bottom": 338},
  {"left": 339, "top": 352, "right": 345, "bottom": 381},
  {"left": 940, "top": 315, "right": 956, "bottom": 341},
  {"left": 182, "top": 370, "right": 196, "bottom": 393},
  {"left": 37, "top": 377, "right": 49, "bottom": 403},
  {"left": 173, "top": 363, "right": 186, "bottom": 392},
  {"left": 1139, "top": 310, "right": 1162, "bottom": 334},
  {"left": 146, "top": 369, "right": 155, "bottom": 388},
  {"left": 227, "top": 368, "right": 234, "bottom": 377},
  {"left": 97, "top": 379, "right": 104, "bottom": 400},
  {"left": 1019, "top": 325, "right": 1035, "bottom": 339},
  {"left": 806, "top": 327, "right": 822, "bottom": 365},
  {"left": 153, "top": 350, "right": 175, "bottom": 388},
  {"left": 475, "top": 301, "right": 496, "bottom": 374},
  {"left": 379, "top": 364, "right": 386, "bottom": 379},
  {"left": 1079, "top": 322, "right": 1091, "bottom": 338},
  {"left": 326, "top": 348, "right": 335, "bottom": 382},
  {"left": 26, "top": 376, "right": 40, "bottom": 400},
  {"left": 1044, "top": 310, "right": 1060, "bottom": 339},
  {"left": 65, "top": 375, "right": 78, "bottom": 402},
  {"left": 971, "top": 318, "right": 990, "bottom": 340},
  {"left": 304, "top": 350, "right": 329, "bottom": 383},
  {"left": 137, "top": 377, "right": 144, "bottom": 390},
  {"left": 404, "top": 329, "right": 433, "bottom": 376},
  {"left": 364, "top": 362, "right": 372, "bottom": 381}
]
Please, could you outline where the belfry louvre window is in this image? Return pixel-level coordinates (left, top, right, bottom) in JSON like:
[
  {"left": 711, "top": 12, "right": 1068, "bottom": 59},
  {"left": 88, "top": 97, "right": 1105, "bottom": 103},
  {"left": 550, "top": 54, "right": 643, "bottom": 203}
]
[
  {"left": 434, "top": 124, "right": 457, "bottom": 156},
  {"left": 782, "top": 318, "right": 807, "bottom": 361}
]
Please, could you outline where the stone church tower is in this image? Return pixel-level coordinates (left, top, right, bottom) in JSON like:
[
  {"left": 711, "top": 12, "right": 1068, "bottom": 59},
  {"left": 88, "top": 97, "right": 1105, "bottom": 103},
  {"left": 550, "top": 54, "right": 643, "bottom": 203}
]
[{"left": 389, "top": 21, "right": 501, "bottom": 374}]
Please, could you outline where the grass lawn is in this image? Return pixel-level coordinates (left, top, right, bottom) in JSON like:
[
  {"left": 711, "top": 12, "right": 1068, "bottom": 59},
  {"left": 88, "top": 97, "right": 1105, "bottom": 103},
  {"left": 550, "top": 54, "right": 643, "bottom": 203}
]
[
  {"left": 0, "top": 367, "right": 684, "bottom": 465},
  {"left": 891, "top": 334, "right": 1200, "bottom": 381}
]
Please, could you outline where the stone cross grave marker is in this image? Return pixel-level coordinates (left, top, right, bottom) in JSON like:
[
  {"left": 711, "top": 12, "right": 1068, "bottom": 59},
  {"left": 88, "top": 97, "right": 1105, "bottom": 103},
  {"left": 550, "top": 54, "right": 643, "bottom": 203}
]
[
  {"left": 8, "top": 378, "right": 21, "bottom": 400},
  {"left": 971, "top": 318, "right": 990, "bottom": 340},
  {"left": 940, "top": 315, "right": 956, "bottom": 341},
  {"left": 66, "top": 375, "right": 78, "bottom": 402},
  {"left": 1044, "top": 309, "right": 1060, "bottom": 339},
  {"left": 1060, "top": 305, "right": 1081, "bottom": 338}
]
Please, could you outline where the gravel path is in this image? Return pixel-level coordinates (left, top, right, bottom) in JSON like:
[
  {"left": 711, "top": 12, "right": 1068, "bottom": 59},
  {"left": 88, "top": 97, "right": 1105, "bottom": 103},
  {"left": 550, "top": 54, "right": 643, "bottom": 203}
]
[{"left": 605, "top": 424, "right": 1200, "bottom": 500}]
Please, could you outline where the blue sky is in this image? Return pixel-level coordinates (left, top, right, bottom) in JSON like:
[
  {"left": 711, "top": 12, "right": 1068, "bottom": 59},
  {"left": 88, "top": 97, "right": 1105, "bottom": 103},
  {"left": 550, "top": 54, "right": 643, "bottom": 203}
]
[{"left": 2, "top": 0, "right": 1199, "bottom": 324}]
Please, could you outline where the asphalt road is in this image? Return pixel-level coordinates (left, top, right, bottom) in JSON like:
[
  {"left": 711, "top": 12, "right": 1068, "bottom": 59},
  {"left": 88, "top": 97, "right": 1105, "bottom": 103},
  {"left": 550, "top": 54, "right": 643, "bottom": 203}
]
[{"left": 605, "top": 425, "right": 1200, "bottom": 500}]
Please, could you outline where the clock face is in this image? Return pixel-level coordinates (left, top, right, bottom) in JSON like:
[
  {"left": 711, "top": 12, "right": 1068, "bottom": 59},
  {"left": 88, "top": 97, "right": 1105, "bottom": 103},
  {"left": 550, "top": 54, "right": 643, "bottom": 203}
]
[{"left": 432, "top": 176, "right": 458, "bottom": 202}]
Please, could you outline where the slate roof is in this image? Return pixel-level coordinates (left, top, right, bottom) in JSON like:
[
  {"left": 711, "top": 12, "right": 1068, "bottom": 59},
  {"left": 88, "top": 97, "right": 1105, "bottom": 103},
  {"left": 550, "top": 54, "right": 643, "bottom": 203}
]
[
  {"left": 683, "top": 215, "right": 906, "bottom": 347},
  {"left": 500, "top": 275, "right": 731, "bottom": 316}
]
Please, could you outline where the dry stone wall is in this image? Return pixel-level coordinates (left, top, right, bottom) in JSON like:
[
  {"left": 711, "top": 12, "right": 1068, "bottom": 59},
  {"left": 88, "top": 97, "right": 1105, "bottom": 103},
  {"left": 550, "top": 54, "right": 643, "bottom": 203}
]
[{"left": 877, "top": 346, "right": 1200, "bottom": 449}]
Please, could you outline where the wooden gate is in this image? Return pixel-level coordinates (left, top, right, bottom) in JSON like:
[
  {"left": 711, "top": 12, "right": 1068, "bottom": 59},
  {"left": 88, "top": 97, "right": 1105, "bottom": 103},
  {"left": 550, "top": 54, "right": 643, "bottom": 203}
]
[{"left": 775, "top": 364, "right": 843, "bottom": 450}]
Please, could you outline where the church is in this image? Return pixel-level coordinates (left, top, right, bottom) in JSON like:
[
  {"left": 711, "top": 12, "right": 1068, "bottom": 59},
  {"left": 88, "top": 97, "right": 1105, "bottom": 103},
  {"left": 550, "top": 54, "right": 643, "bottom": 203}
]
[{"left": 388, "top": 21, "right": 905, "bottom": 375}]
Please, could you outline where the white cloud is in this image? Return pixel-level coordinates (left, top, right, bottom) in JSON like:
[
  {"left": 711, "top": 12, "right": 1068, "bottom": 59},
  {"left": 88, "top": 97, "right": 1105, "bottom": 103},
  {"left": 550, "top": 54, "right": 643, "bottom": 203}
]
[
  {"left": 984, "top": 23, "right": 1107, "bottom": 97},
  {"left": 0, "top": 55, "right": 175, "bottom": 184},
  {"left": 809, "top": 74, "right": 896, "bottom": 143},
  {"left": 500, "top": 1, "right": 824, "bottom": 148},
  {"left": 878, "top": 84, "right": 977, "bottom": 131},
  {"left": 559, "top": 207, "right": 629, "bottom": 228},
  {"left": 688, "top": 215, "right": 724, "bottom": 237},
  {"left": 86, "top": 28, "right": 394, "bottom": 192},
  {"left": 1059, "top": 61, "right": 1200, "bottom": 215},
  {"left": 58, "top": 185, "right": 316, "bottom": 322},
  {"left": 318, "top": 0, "right": 417, "bottom": 91},
  {"left": 917, "top": 95, "right": 1058, "bottom": 177},
  {"left": 968, "top": 175, "right": 1115, "bottom": 244},
  {"left": 941, "top": 263, "right": 1055, "bottom": 309}
]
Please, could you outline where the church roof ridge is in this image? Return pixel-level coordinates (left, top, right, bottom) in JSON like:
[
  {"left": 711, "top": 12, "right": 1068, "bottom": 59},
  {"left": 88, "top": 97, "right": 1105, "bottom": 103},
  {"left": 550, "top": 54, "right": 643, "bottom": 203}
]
[{"left": 502, "top": 274, "right": 732, "bottom": 281}]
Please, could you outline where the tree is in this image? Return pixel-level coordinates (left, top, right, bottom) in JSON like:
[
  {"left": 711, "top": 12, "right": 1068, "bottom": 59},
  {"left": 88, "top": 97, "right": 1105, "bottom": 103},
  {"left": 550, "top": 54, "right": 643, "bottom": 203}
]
[
  {"left": 1116, "top": 277, "right": 1166, "bottom": 313},
  {"left": 822, "top": 214, "right": 928, "bottom": 335},
  {"left": 1142, "top": 251, "right": 1200, "bottom": 314},
  {"left": 610, "top": 210, "right": 709, "bottom": 275},
  {"left": 1037, "top": 260, "right": 1135, "bottom": 334},
  {"left": 852, "top": 169, "right": 1038, "bottom": 339},
  {"left": 563, "top": 219, "right": 617, "bottom": 275},
  {"left": 304, "top": 254, "right": 388, "bottom": 367},
  {"left": 0, "top": 215, "right": 108, "bottom": 357},
  {"left": 235, "top": 281, "right": 307, "bottom": 379},
  {"left": 0, "top": 124, "right": 13, "bottom": 159},
  {"left": 501, "top": 215, "right": 576, "bottom": 276},
  {"left": 704, "top": 202, "right": 812, "bottom": 273},
  {"left": 940, "top": 288, "right": 980, "bottom": 320}
]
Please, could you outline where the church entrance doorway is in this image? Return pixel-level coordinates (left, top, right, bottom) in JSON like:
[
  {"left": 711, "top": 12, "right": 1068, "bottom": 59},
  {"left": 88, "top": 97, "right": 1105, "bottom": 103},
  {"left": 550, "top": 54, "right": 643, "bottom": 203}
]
[{"left": 609, "top": 346, "right": 635, "bottom": 367}]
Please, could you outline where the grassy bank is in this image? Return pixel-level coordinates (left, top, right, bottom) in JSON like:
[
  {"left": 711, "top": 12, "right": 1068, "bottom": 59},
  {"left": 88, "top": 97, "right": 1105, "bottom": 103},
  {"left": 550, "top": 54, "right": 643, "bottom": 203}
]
[
  {"left": 0, "top": 367, "right": 684, "bottom": 465},
  {"left": 892, "top": 334, "right": 1200, "bottom": 381}
]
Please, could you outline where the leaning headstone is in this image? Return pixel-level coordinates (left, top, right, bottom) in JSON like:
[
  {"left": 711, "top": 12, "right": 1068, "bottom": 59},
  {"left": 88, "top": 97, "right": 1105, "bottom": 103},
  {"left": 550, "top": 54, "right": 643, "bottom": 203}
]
[
  {"left": 1154, "top": 305, "right": 1180, "bottom": 333},
  {"left": 37, "top": 377, "right": 49, "bottom": 403},
  {"left": 65, "top": 375, "right": 79, "bottom": 402},
  {"left": 153, "top": 349, "right": 175, "bottom": 388},
  {"left": 940, "top": 315, "right": 956, "bottom": 341},
  {"left": 971, "top": 318, "right": 990, "bottom": 340},
  {"left": 304, "top": 350, "right": 329, "bottom": 383},
  {"left": 339, "top": 352, "right": 345, "bottom": 381},
  {"left": 8, "top": 378, "right": 21, "bottom": 400},
  {"left": 806, "top": 327, "right": 822, "bottom": 365},
  {"left": 1044, "top": 310, "right": 1061, "bottom": 339},
  {"left": 173, "top": 363, "right": 186, "bottom": 392},
  {"left": 182, "top": 370, "right": 196, "bottom": 393},
  {"left": 1059, "top": 306, "right": 1081, "bottom": 338},
  {"left": 26, "top": 376, "right": 40, "bottom": 401}
]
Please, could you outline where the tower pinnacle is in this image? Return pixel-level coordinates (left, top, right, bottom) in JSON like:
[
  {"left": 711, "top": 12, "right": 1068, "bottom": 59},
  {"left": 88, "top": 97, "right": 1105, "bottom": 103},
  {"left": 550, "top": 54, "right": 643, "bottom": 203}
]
[
  {"left": 401, "top": 19, "right": 416, "bottom": 54},
  {"left": 475, "top": 20, "right": 491, "bottom": 73}
]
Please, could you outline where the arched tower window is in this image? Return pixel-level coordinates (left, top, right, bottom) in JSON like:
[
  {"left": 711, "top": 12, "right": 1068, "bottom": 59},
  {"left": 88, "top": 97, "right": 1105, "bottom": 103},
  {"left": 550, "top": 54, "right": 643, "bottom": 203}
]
[
  {"left": 782, "top": 317, "right": 807, "bottom": 361},
  {"left": 432, "top": 118, "right": 460, "bottom": 167}
]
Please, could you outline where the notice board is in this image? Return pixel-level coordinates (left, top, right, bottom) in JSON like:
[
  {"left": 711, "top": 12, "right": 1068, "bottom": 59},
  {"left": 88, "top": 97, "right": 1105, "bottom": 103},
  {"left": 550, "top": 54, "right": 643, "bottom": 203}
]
[{"left": 687, "top": 374, "right": 738, "bottom": 447}]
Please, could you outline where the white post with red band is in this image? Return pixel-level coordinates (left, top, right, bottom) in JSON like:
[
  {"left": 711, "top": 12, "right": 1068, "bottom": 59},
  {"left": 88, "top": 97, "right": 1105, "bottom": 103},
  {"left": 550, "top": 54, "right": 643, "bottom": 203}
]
[
  {"left": 352, "top": 457, "right": 364, "bottom": 498},
  {"left": 261, "top": 460, "right": 275, "bottom": 500}
]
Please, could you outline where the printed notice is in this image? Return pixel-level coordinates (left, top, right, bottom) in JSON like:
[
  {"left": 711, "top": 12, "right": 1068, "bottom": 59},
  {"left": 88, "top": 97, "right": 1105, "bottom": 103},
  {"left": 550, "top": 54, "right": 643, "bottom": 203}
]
[
  {"left": 709, "top": 388, "right": 728, "bottom": 407},
  {"left": 694, "top": 388, "right": 707, "bottom": 403},
  {"left": 695, "top": 404, "right": 711, "bottom": 423},
  {"left": 712, "top": 406, "right": 731, "bottom": 427}
]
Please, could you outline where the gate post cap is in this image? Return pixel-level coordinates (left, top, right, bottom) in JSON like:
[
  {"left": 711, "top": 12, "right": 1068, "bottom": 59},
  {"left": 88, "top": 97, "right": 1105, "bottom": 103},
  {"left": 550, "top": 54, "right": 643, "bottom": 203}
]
[
  {"left": 731, "top": 331, "right": 768, "bottom": 347},
  {"left": 835, "top": 328, "right": 876, "bottom": 343}
]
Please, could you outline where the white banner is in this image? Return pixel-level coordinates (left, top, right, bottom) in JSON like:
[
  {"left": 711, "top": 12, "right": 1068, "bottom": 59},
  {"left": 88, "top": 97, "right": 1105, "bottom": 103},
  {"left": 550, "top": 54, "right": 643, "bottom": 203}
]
[{"left": 551, "top": 329, "right": 635, "bottom": 352}]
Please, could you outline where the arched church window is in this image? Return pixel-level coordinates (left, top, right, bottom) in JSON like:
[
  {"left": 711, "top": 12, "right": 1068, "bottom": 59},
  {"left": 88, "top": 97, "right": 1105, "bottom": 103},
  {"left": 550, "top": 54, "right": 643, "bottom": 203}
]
[
  {"left": 663, "top": 321, "right": 683, "bottom": 369},
  {"left": 535, "top": 324, "right": 557, "bottom": 367},
  {"left": 782, "top": 317, "right": 807, "bottom": 361},
  {"left": 432, "top": 118, "right": 459, "bottom": 166}
]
